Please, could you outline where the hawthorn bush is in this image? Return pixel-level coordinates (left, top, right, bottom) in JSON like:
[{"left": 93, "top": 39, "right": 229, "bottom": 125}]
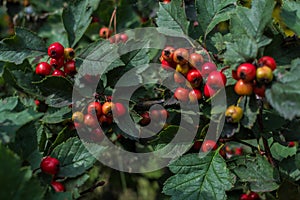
[{"left": 1, "top": 0, "right": 300, "bottom": 200}]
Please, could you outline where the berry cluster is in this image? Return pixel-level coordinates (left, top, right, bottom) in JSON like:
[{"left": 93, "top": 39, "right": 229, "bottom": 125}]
[
  {"left": 72, "top": 99, "right": 126, "bottom": 142},
  {"left": 40, "top": 156, "right": 65, "bottom": 192},
  {"left": 139, "top": 109, "right": 169, "bottom": 127},
  {"left": 99, "top": 27, "right": 128, "bottom": 44},
  {"left": 35, "top": 42, "right": 76, "bottom": 77},
  {"left": 233, "top": 56, "right": 276, "bottom": 97},
  {"left": 159, "top": 46, "right": 227, "bottom": 102},
  {"left": 240, "top": 191, "right": 260, "bottom": 200}
]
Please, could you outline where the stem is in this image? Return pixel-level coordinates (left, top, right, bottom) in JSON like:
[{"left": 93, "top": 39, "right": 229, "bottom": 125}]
[
  {"left": 258, "top": 100, "right": 276, "bottom": 167},
  {"left": 108, "top": 8, "right": 117, "bottom": 37},
  {"left": 79, "top": 181, "right": 105, "bottom": 196}
]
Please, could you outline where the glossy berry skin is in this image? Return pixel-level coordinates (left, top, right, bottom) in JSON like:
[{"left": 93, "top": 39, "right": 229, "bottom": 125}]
[
  {"left": 98, "top": 114, "right": 113, "bottom": 126},
  {"left": 72, "top": 111, "right": 84, "bottom": 123},
  {"left": 187, "top": 69, "right": 202, "bottom": 88},
  {"left": 84, "top": 114, "right": 98, "bottom": 128},
  {"left": 248, "top": 192, "right": 260, "bottom": 200},
  {"left": 52, "top": 69, "right": 66, "bottom": 77},
  {"left": 35, "top": 62, "right": 52, "bottom": 76},
  {"left": 102, "top": 102, "right": 112, "bottom": 115},
  {"left": 240, "top": 194, "right": 250, "bottom": 200},
  {"left": 161, "top": 46, "right": 175, "bottom": 62},
  {"left": 189, "top": 53, "right": 204, "bottom": 68},
  {"left": 253, "top": 84, "right": 266, "bottom": 97},
  {"left": 64, "top": 60, "right": 76, "bottom": 75},
  {"left": 232, "top": 70, "right": 239, "bottom": 80},
  {"left": 50, "top": 57, "right": 64, "bottom": 69},
  {"left": 99, "top": 27, "right": 112, "bottom": 38},
  {"left": 206, "top": 71, "right": 227, "bottom": 89},
  {"left": 176, "top": 64, "right": 189, "bottom": 75},
  {"left": 139, "top": 112, "right": 151, "bottom": 126},
  {"left": 201, "top": 62, "right": 217, "bottom": 78},
  {"left": 51, "top": 181, "right": 65, "bottom": 192},
  {"left": 161, "top": 59, "right": 173, "bottom": 71},
  {"left": 87, "top": 102, "right": 102, "bottom": 118},
  {"left": 203, "top": 84, "right": 216, "bottom": 98},
  {"left": 48, "top": 42, "right": 64, "bottom": 59},
  {"left": 64, "top": 48, "right": 75, "bottom": 60},
  {"left": 120, "top": 34, "right": 128, "bottom": 43},
  {"left": 256, "top": 66, "right": 273, "bottom": 83},
  {"left": 258, "top": 56, "right": 276, "bottom": 71},
  {"left": 234, "top": 79, "right": 253, "bottom": 96},
  {"left": 173, "top": 48, "right": 189, "bottom": 65},
  {"left": 189, "top": 89, "right": 202, "bottom": 103},
  {"left": 40, "top": 156, "right": 60, "bottom": 175},
  {"left": 225, "top": 105, "right": 243, "bottom": 123},
  {"left": 174, "top": 87, "right": 189, "bottom": 102},
  {"left": 235, "top": 147, "right": 243, "bottom": 155},
  {"left": 288, "top": 141, "right": 295, "bottom": 147},
  {"left": 201, "top": 140, "right": 217, "bottom": 152},
  {"left": 112, "top": 102, "right": 126, "bottom": 117},
  {"left": 237, "top": 63, "right": 256, "bottom": 81},
  {"left": 174, "top": 72, "right": 185, "bottom": 83}
]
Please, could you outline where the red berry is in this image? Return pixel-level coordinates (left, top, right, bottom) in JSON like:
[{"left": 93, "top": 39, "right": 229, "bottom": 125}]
[
  {"left": 206, "top": 71, "right": 227, "bottom": 89},
  {"left": 174, "top": 87, "right": 189, "bottom": 102},
  {"left": 98, "top": 114, "right": 113, "bottom": 126},
  {"left": 201, "top": 140, "right": 217, "bottom": 152},
  {"left": 240, "top": 193, "right": 250, "bottom": 200},
  {"left": 40, "top": 156, "right": 60, "bottom": 175},
  {"left": 99, "top": 27, "right": 112, "bottom": 38},
  {"left": 235, "top": 147, "right": 243, "bottom": 155},
  {"left": 112, "top": 102, "right": 126, "bottom": 117},
  {"left": 84, "top": 114, "right": 98, "bottom": 128},
  {"left": 189, "top": 89, "right": 202, "bottom": 103},
  {"left": 64, "top": 60, "right": 76, "bottom": 75},
  {"left": 189, "top": 53, "right": 204, "bottom": 69},
  {"left": 48, "top": 42, "right": 64, "bottom": 59},
  {"left": 187, "top": 69, "right": 202, "bottom": 88},
  {"left": 248, "top": 191, "right": 260, "bottom": 200},
  {"left": 234, "top": 79, "right": 253, "bottom": 96},
  {"left": 34, "top": 100, "right": 40, "bottom": 106},
  {"left": 161, "top": 59, "right": 174, "bottom": 71},
  {"left": 50, "top": 57, "right": 64, "bottom": 69},
  {"left": 232, "top": 70, "right": 239, "bottom": 80},
  {"left": 193, "top": 141, "right": 202, "bottom": 150},
  {"left": 139, "top": 112, "right": 151, "bottom": 126},
  {"left": 87, "top": 102, "right": 102, "bottom": 118},
  {"left": 120, "top": 34, "right": 128, "bottom": 43},
  {"left": 203, "top": 84, "right": 216, "bottom": 98},
  {"left": 51, "top": 181, "right": 65, "bottom": 192},
  {"left": 52, "top": 69, "right": 66, "bottom": 77},
  {"left": 174, "top": 72, "right": 185, "bottom": 83},
  {"left": 288, "top": 141, "right": 295, "bottom": 147},
  {"left": 253, "top": 84, "right": 266, "bottom": 97},
  {"left": 35, "top": 62, "right": 52, "bottom": 76},
  {"left": 90, "top": 128, "right": 105, "bottom": 142},
  {"left": 161, "top": 46, "right": 175, "bottom": 62},
  {"left": 201, "top": 62, "right": 217, "bottom": 78},
  {"left": 237, "top": 63, "right": 256, "bottom": 82},
  {"left": 258, "top": 56, "right": 276, "bottom": 71}
]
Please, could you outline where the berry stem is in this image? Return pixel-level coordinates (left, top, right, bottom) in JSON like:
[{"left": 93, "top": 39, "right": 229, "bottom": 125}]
[
  {"left": 108, "top": 8, "right": 117, "bottom": 38},
  {"left": 79, "top": 181, "right": 105, "bottom": 196}
]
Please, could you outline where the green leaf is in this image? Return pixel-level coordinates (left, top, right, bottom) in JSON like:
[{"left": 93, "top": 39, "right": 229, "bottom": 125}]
[
  {"left": 229, "top": 155, "right": 280, "bottom": 192},
  {"left": 156, "top": 0, "right": 190, "bottom": 35},
  {"left": 278, "top": 179, "right": 300, "bottom": 200},
  {"left": 0, "top": 144, "right": 45, "bottom": 200},
  {"left": 271, "top": 142, "right": 296, "bottom": 162},
  {"left": 163, "top": 152, "right": 235, "bottom": 200},
  {"left": 0, "top": 96, "right": 18, "bottom": 112},
  {"left": 281, "top": 0, "right": 300, "bottom": 35},
  {"left": 33, "top": 76, "right": 73, "bottom": 108},
  {"left": 0, "top": 27, "right": 46, "bottom": 64},
  {"left": 240, "top": 96, "right": 258, "bottom": 129},
  {"left": 195, "top": 0, "right": 235, "bottom": 38},
  {"left": 62, "top": 0, "right": 94, "bottom": 47},
  {"left": 51, "top": 137, "right": 96, "bottom": 178},
  {"left": 41, "top": 107, "right": 72, "bottom": 124},
  {"left": 45, "top": 191, "right": 72, "bottom": 200},
  {"left": 279, "top": 155, "right": 300, "bottom": 181}
]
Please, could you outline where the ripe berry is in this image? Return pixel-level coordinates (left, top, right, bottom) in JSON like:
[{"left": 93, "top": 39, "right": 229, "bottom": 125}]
[
  {"left": 234, "top": 79, "right": 253, "bottom": 96},
  {"left": 120, "top": 34, "right": 128, "bottom": 43},
  {"left": 189, "top": 89, "right": 202, "bottom": 102},
  {"left": 161, "top": 59, "right": 173, "bottom": 71},
  {"left": 235, "top": 147, "right": 243, "bottom": 155},
  {"left": 174, "top": 72, "right": 185, "bottom": 83},
  {"left": 201, "top": 140, "right": 217, "bottom": 152},
  {"left": 98, "top": 114, "right": 113, "bottom": 126},
  {"left": 173, "top": 48, "right": 189, "bottom": 65},
  {"left": 237, "top": 63, "right": 256, "bottom": 81},
  {"left": 87, "top": 102, "right": 102, "bottom": 118},
  {"left": 51, "top": 181, "right": 65, "bottom": 192},
  {"left": 176, "top": 64, "right": 189, "bottom": 75},
  {"left": 99, "top": 27, "right": 112, "bottom": 38},
  {"left": 201, "top": 62, "right": 217, "bottom": 78},
  {"left": 150, "top": 109, "right": 169, "bottom": 121},
  {"left": 35, "top": 62, "right": 52, "bottom": 76},
  {"left": 90, "top": 128, "right": 104, "bottom": 142},
  {"left": 72, "top": 111, "right": 84, "bottom": 123},
  {"left": 189, "top": 53, "right": 204, "bottom": 68},
  {"left": 174, "top": 87, "right": 189, "bottom": 102},
  {"left": 139, "top": 112, "right": 151, "bottom": 126},
  {"left": 112, "top": 102, "right": 126, "bottom": 117},
  {"left": 64, "top": 47, "right": 75, "bottom": 60},
  {"left": 84, "top": 114, "right": 98, "bottom": 128},
  {"left": 102, "top": 102, "right": 112, "bottom": 115},
  {"left": 256, "top": 66, "right": 273, "bottom": 83},
  {"left": 232, "top": 70, "right": 239, "bottom": 80},
  {"left": 193, "top": 141, "right": 202, "bottom": 150},
  {"left": 288, "top": 141, "right": 295, "bottom": 147},
  {"left": 206, "top": 71, "right": 227, "bottom": 89},
  {"left": 240, "top": 193, "right": 250, "bottom": 200},
  {"left": 50, "top": 57, "right": 64, "bottom": 69},
  {"left": 258, "top": 56, "right": 276, "bottom": 71},
  {"left": 203, "top": 84, "right": 216, "bottom": 98},
  {"left": 187, "top": 69, "right": 202, "bottom": 88},
  {"left": 161, "top": 46, "right": 175, "bottom": 62},
  {"left": 48, "top": 42, "right": 64, "bottom": 59},
  {"left": 248, "top": 191, "right": 260, "bottom": 200},
  {"left": 225, "top": 105, "right": 243, "bottom": 123},
  {"left": 162, "top": 0, "right": 171, "bottom": 3},
  {"left": 253, "top": 84, "right": 266, "bottom": 97},
  {"left": 52, "top": 69, "right": 66, "bottom": 77},
  {"left": 64, "top": 60, "right": 76, "bottom": 75},
  {"left": 40, "top": 156, "right": 60, "bottom": 175}
]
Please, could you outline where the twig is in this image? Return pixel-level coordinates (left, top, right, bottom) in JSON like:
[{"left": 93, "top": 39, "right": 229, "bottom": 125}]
[{"left": 79, "top": 181, "right": 106, "bottom": 196}]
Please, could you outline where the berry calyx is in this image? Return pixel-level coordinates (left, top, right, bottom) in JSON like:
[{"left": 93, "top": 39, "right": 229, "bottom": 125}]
[
  {"left": 64, "top": 47, "right": 75, "bottom": 61},
  {"left": 237, "top": 63, "right": 257, "bottom": 81},
  {"left": 201, "top": 140, "right": 218, "bottom": 152},
  {"left": 40, "top": 156, "right": 60, "bottom": 175},
  {"left": 48, "top": 42, "right": 64, "bottom": 59},
  {"left": 225, "top": 105, "right": 243, "bottom": 123},
  {"left": 234, "top": 79, "right": 253, "bottom": 96},
  {"left": 35, "top": 62, "right": 52, "bottom": 76},
  {"left": 51, "top": 181, "right": 65, "bottom": 192},
  {"left": 161, "top": 46, "right": 175, "bottom": 62},
  {"left": 99, "top": 27, "right": 112, "bottom": 38},
  {"left": 258, "top": 56, "right": 276, "bottom": 71}
]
